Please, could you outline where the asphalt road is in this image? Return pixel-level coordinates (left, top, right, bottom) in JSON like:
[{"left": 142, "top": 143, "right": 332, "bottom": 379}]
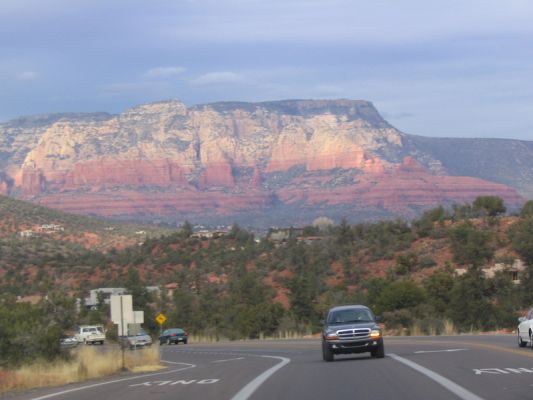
[{"left": 4, "top": 335, "right": 533, "bottom": 400}]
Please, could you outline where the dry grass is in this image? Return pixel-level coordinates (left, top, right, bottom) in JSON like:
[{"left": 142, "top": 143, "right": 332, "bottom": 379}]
[
  {"left": 400, "top": 319, "right": 459, "bottom": 337},
  {"left": 0, "top": 345, "right": 162, "bottom": 395},
  {"left": 409, "top": 323, "right": 424, "bottom": 337},
  {"left": 188, "top": 329, "right": 316, "bottom": 343},
  {"left": 442, "top": 319, "right": 458, "bottom": 335}
]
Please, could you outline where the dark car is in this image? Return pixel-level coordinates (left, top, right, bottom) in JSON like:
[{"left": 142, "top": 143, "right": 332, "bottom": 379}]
[
  {"left": 159, "top": 328, "right": 188, "bottom": 345},
  {"left": 321, "top": 305, "right": 384, "bottom": 362}
]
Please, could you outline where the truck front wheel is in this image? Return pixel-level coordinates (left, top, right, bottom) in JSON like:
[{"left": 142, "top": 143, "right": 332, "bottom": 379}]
[
  {"left": 322, "top": 342, "right": 334, "bottom": 362},
  {"left": 371, "top": 341, "right": 385, "bottom": 358}
]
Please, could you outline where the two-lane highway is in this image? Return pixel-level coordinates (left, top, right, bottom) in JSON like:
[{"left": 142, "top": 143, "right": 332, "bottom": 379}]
[{"left": 4, "top": 335, "right": 533, "bottom": 400}]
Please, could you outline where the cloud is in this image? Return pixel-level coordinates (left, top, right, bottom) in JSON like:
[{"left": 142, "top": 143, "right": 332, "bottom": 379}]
[
  {"left": 381, "top": 111, "right": 415, "bottom": 120},
  {"left": 16, "top": 71, "right": 38, "bottom": 80},
  {"left": 313, "top": 84, "right": 346, "bottom": 96},
  {"left": 99, "top": 81, "right": 169, "bottom": 97},
  {"left": 190, "top": 71, "right": 246, "bottom": 86},
  {"left": 142, "top": 66, "right": 186, "bottom": 79},
  {"left": 159, "top": 0, "right": 533, "bottom": 45}
]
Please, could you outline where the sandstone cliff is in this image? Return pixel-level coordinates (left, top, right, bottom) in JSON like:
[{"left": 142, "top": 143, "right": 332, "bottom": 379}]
[{"left": 0, "top": 99, "right": 529, "bottom": 226}]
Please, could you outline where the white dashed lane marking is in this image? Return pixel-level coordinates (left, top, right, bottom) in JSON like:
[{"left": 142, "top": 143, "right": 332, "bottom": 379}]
[
  {"left": 212, "top": 357, "right": 245, "bottom": 363},
  {"left": 414, "top": 349, "right": 468, "bottom": 354}
]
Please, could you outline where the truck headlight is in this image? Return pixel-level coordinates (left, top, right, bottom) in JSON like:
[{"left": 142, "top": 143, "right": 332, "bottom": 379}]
[
  {"left": 325, "top": 332, "right": 338, "bottom": 340},
  {"left": 370, "top": 329, "right": 381, "bottom": 338}
]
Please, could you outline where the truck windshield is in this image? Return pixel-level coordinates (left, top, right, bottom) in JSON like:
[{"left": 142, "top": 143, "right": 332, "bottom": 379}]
[{"left": 327, "top": 309, "right": 373, "bottom": 324}]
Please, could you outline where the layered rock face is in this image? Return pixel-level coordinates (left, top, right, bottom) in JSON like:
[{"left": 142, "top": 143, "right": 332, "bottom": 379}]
[{"left": 0, "top": 99, "right": 527, "bottom": 226}]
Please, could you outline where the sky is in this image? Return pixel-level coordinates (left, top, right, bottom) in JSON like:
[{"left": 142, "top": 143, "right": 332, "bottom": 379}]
[{"left": 1, "top": 0, "right": 532, "bottom": 140}]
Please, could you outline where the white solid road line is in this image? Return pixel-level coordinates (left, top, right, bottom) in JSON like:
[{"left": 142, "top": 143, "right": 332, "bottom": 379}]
[
  {"left": 231, "top": 356, "right": 291, "bottom": 400},
  {"left": 30, "top": 362, "right": 196, "bottom": 400},
  {"left": 161, "top": 360, "right": 192, "bottom": 365},
  {"left": 414, "top": 349, "right": 468, "bottom": 354},
  {"left": 212, "top": 357, "right": 245, "bottom": 363},
  {"left": 389, "top": 353, "right": 484, "bottom": 400}
]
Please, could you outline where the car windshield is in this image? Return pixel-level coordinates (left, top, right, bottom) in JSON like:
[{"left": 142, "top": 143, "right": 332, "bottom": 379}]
[{"left": 327, "top": 309, "right": 373, "bottom": 324}]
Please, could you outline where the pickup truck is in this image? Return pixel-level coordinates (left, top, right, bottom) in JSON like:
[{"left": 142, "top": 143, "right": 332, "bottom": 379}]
[
  {"left": 75, "top": 325, "right": 105, "bottom": 345},
  {"left": 321, "top": 304, "right": 384, "bottom": 362}
]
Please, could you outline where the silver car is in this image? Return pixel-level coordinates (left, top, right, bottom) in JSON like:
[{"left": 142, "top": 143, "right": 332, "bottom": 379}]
[{"left": 122, "top": 329, "right": 153, "bottom": 349}]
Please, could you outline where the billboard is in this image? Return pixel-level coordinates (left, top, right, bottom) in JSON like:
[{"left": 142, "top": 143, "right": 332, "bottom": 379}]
[{"left": 110, "top": 295, "right": 133, "bottom": 336}]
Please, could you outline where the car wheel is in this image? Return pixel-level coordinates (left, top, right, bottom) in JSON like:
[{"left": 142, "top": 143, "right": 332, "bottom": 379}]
[
  {"left": 184, "top": 339, "right": 188, "bottom": 345},
  {"left": 518, "top": 332, "right": 527, "bottom": 348},
  {"left": 322, "top": 341, "right": 334, "bottom": 362},
  {"left": 371, "top": 341, "right": 385, "bottom": 358}
]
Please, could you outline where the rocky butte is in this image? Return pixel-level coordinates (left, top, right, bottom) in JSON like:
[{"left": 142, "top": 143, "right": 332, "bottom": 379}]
[{"left": 0, "top": 99, "right": 531, "bottom": 227}]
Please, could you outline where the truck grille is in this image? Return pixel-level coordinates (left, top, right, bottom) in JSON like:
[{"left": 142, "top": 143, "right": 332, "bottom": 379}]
[{"left": 337, "top": 328, "right": 371, "bottom": 340}]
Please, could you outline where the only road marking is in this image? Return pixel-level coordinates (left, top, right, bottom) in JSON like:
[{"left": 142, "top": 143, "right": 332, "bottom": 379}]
[
  {"left": 474, "top": 367, "right": 533, "bottom": 375},
  {"left": 31, "top": 362, "right": 195, "bottom": 400},
  {"left": 130, "top": 379, "right": 220, "bottom": 387}
]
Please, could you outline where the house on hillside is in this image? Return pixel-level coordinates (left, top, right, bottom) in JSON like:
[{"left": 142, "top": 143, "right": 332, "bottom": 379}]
[
  {"left": 164, "top": 282, "right": 178, "bottom": 299},
  {"left": 84, "top": 286, "right": 161, "bottom": 309},
  {"left": 85, "top": 288, "right": 127, "bottom": 309},
  {"left": 455, "top": 259, "right": 526, "bottom": 284},
  {"left": 483, "top": 259, "right": 526, "bottom": 283},
  {"left": 39, "top": 224, "right": 64, "bottom": 233},
  {"left": 191, "top": 230, "right": 227, "bottom": 239},
  {"left": 16, "top": 294, "right": 45, "bottom": 304},
  {"left": 296, "top": 236, "right": 323, "bottom": 245}
]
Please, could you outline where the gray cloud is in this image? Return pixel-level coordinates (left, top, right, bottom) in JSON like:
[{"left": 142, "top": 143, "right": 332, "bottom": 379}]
[
  {"left": 158, "top": 0, "right": 533, "bottom": 44},
  {"left": 16, "top": 71, "right": 38, "bottom": 80},
  {"left": 0, "top": 0, "right": 532, "bottom": 140},
  {"left": 190, "top": 71, "right": 247, "bottom": 86}
]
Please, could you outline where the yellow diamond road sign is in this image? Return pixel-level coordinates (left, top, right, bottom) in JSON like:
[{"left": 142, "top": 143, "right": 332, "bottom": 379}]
[{"left": 156, "top": 313, "right": 167, "bottom": 325}]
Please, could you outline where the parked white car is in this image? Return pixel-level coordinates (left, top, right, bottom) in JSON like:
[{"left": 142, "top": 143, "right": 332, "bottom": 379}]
[
  {"left": 75, "top": 325, "right": 105, "bottom": 345},
  {"left": 517, "top": 308, "right": 533, "bottom": 348}
]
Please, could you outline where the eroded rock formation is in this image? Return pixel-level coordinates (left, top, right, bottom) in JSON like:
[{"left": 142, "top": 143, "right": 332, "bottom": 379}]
[{"left": 0, "top": 99, "right": 527, "bottom": 225}]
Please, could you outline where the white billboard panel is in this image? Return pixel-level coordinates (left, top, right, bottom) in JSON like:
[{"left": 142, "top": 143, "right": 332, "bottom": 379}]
[
  {"left": 110, "top": 295, "right": 133, "bottom": 336},
  {"left": 133, "top": 310, "right": 144, "bottom": 324}
]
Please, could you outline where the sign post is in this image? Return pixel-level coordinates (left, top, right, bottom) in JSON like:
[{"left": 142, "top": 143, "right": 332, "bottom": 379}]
[
  {"left": 110, "top": 295, "right": 134, "bottom": 371},
  {"left": 120, "top": 296, "right": 125, "bottom": 371},
  {"left": 155, "top": 312, "right": 167, "bottom": 355},
  {"left": 155, "top": 313, "right": 167, "bottom": 326}
]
